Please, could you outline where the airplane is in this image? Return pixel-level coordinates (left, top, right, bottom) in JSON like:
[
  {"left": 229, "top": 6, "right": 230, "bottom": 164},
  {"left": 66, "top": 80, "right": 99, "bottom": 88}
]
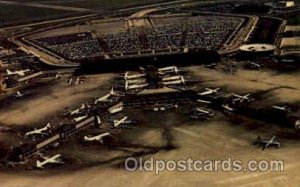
[
  {"left": 194, "top": 107, "right": 214, "bottom": 116},
  {"left": 249, "top": 62, "right": 261, "bottom": 69},
  {"left": 158, "top": 66, "right": 178, "bottom": 74},
  {"left": 6, "top": 69, "right": 30, "bottom": 76},
  {"left": 272, "top": 105, "right": 288, "bottom": 112},
  {"left": 162, "top": 76, "right": 183, "bottom": 82},
  {"left": 25, "top": 123, "right": 51, "bottom": 137},
  {"left": 73, "top": 115, "right": 88, "bottom": 122},
  {"left": 94, "top": 87, "right": 122, "bottom": 104},
  {"left": 222, "top": 104, "right": 234, "bottom": 112},
  {"left": 125, "top": 82, "right": 148, "bottom": 90},
  {"left": 124, "top": 72, "right": 146, "bottom": 80},
  {"left": 126, "top": 78, "right": 147, "bottom": 84},
  {"left": 70, "top": 103, "right": 88, "bottom": 116},
  {"left": 36, "top": 154, "right": 64, "bottom": 169},
  {"left": 163, "top": 76, "right": 185, "bottom": 85},
  {"left": 232, "top": 94, "right": 252, "bottom": 103},
  {"left": 197, "top": 99, "right": 212, "bottom": 104},
  {"left": 198, "top": 88, "right": 220, "bottom": 96},
  {"left": 113, "top": 116, "right": 128, "bottom": 128},
  {"left": 254, "top": 135, "right": 280, "bottom": 150},
  {"left": 109, "top": 105, "right": 124, "bottom": 114},
  {"left": 84, "top": 132, "right": 111, "bottom": 143}
]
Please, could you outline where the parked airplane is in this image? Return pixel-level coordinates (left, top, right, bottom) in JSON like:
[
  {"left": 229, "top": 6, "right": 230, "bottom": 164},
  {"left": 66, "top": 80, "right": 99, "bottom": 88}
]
[
  {"left": 113, "top": 116, "right": 128, "bottom": 128},
  {"left": 158, "top": 66, "right": 178, "bottom": 74},
  {"left": 70, "top": 103, "right": 88, "bottom": 116},
  {"left": 163, "top": 76, "right": 185, "bottom": 85},
  {"left": 94, "top": 87, "right": 122, "bottom": 104},
  {"left": 109, "top": 105, "right": 124, "bottom": 114},
  {"left": 198, "top": 88, "right": 220, "bottom": 96},
  {"left": 84, "top": 132, "right": 111, "bottom": 143},
  {"left": 25, "top": 123, "right": 51, "bottom": 137},
  {"left": 197, "top": 99, "right": 212, "bottom": 104},
  {"left": 233, "top": 93, "right": 252, "bottom": 103},
  {"left": 255, "top": 135, "right": 280, "bottom": 150},
  {"left": 126, "top": 79, "right": 147, "bottom": 85},
  {"left": 222, "top": 104, "right": 234, "bottom": 112},
  {"left": 125, "top": 82, "right": 148, "bottom": 90},
  {"left": 73, "top": 115, "right": 88, "bottom": 122},
  {"left": 6, "top": 69, "right": 30, "bottom": 76},
  {"left": 272, "top": 105, "right": 288, "bottom": 112},
  {"left": 194, "top": 107, "right": 214, "bottom": 116},
  {"left": 249, "top": 62, "right": 261, "bottom": 69},
  {"left": 36, "top": 154, "right": 64, "bottom": 169},
  {"left": 162, "top": 76, "right": 183, "bottom": 82},
  {"left": 124, "top": 72, "right": 146, "bottom": 80}
]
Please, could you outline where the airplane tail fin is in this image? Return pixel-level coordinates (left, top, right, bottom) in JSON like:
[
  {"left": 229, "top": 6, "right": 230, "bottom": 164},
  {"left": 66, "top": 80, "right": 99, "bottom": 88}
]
[
  {"left": 181, "top": 76, "right": 185, "bottom": 84},
  {"left": 110, "top": 87, "right": 114, "bottom": 95},
  {"left": 95, "top": 115, "right": 101, "bottom": 126},
  {"left": 174, "top": 67, "right": 178, "bottom": 73},
  {"left": 6, "top": 69, "right": 12, "bottom": 75},
  {"left": 36, "top": 160, "right": 43, "bottom": 168},
  {"left": 46, "top": 123, "right": 51, "bottom": 129}
]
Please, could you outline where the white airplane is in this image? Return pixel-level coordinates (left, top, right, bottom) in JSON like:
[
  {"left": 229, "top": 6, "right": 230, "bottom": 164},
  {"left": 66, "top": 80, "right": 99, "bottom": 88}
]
[
  {"left": 163, "top": 77, "right": 185, "bottom": 85},
  {"left": 272, "top": 105, "right": 288, "bottom": 112},
  {"left": 222, "top": 104, "right": 234, "bottom": 112},
  {"left": 198, "top": 88, "right": 220, "bottom": 96},
  {"left": 70, "top": 103, "right": 87, "bottom": 116},
  {"left": 36, "top": 154, "right": 64, "bottom": 169},
  {"left": 126, "top": 79, "right": 147, "bottom": 85},
  {"left": 113, "top": 116, "right": 128, "bottom": 128},
  {"left": 158, "top": 66, "right": 178, "bottom": 73},
  {"left": 124, "top": 72, "right": 146, "bottom": 80},
  {"left": 94, "top": 87, "right": 121, "bottom": 104},
  {"left": 162, "top": 76, "right": 183, "bottom": 82},
  {"left": 6, "top": 69, "right": 30, "bottom": 76},
  {"left": 125, "top": 82, "right": 148, "bottom": 90},
  {"left": 84, "top": 132, "right": 111, "bottom": 143},
  {"left": 197, "top": 99, "right": 212, "bottom": 104},
  {"left": 255, "top": 136, "right": 280, "bottom": 151},
  {"left": 233, "top": 94, "right": 251, "bottom": 103},
  {"left": 250, "top": 62, "right": 261, "bottom": 68},
  {"left": 109, "top": 106, "right": 124, "bottom": 114},
  {"left": 25, "top": 123, "right": 51, "bottom": 137},
  {"left": 73, "top": 115, "right": 88, "bottom": 122},
  {"left": 194, "top": 107, "right": 214, "bottom": 116}
]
